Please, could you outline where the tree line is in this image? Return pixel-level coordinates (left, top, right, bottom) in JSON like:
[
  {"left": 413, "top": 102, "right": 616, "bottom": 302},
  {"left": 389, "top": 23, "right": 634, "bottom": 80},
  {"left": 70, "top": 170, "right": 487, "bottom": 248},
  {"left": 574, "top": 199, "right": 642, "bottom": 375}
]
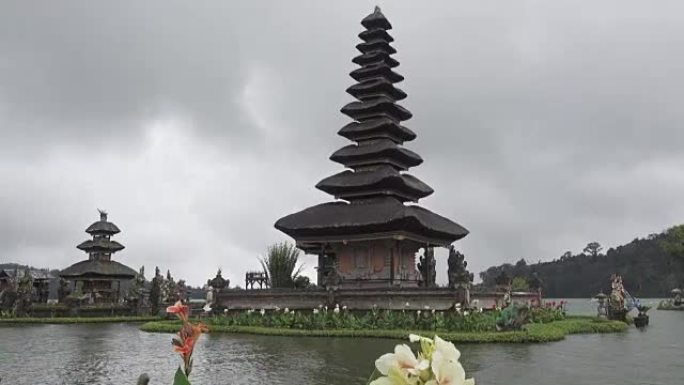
[{"left": 479, "top": 225, "right": 684, "bottom": 297}]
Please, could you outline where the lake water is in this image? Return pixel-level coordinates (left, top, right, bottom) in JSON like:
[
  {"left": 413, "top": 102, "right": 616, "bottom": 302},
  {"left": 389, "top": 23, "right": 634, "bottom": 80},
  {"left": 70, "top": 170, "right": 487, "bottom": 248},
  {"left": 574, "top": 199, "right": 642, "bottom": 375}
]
[{"left": 1, "top": 299, "right": 682, "bottom": 385}]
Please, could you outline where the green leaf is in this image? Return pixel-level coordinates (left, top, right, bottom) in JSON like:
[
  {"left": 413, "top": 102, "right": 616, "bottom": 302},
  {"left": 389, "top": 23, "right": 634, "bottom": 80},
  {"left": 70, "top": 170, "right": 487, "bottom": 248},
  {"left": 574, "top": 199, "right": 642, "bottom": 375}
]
[{"left": 173, "top": 366, "right": 191, "bottom": 385}]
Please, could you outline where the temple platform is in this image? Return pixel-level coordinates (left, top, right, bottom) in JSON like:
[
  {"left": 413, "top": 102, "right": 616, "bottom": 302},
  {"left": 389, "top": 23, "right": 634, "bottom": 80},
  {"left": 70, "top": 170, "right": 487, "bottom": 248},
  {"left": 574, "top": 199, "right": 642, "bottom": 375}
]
[{"left": 216, "top": 288, "right": 538, "bottom": 311}]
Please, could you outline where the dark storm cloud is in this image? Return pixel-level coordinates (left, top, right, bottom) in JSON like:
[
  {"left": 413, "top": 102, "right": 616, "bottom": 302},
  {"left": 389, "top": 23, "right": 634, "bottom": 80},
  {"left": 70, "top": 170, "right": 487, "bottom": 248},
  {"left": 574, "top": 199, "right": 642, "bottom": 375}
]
[{"left": 2, "top": 0, "right": 684, "bottom": 285}]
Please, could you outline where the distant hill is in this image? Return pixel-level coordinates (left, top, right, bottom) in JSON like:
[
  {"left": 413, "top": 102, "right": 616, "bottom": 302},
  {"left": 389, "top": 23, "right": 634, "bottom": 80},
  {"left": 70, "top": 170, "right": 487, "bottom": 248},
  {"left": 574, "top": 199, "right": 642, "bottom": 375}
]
[
  {"left": 0, "top": 263, "right": 59, "bottom": 277},
  {"left": 479, "top": 225, "right": 684, "bottom": 298}
]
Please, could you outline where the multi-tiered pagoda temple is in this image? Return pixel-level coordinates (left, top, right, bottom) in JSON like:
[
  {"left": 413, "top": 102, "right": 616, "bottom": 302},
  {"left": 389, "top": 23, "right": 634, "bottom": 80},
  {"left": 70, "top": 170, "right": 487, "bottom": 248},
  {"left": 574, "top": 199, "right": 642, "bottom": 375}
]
[
  {"left": 60, "top": 210, "right": 136, "bottom": 303},
  {"left": 275, "top": 7, "right": 468, "bottom": 289}
]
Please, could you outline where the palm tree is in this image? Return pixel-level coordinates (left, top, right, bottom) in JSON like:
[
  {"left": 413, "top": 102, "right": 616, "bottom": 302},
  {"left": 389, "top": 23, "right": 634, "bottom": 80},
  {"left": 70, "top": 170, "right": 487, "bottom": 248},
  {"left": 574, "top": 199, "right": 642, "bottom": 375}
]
[{"left": 259, "top": 242, "right": 303, "bottom": 288}]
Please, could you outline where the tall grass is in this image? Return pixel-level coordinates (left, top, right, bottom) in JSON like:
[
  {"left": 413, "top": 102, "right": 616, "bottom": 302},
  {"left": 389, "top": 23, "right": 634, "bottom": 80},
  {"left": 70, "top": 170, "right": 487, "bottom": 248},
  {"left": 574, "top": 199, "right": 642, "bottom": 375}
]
[{"left": 259, "top": 242, "right": 304, "bottom": 288}]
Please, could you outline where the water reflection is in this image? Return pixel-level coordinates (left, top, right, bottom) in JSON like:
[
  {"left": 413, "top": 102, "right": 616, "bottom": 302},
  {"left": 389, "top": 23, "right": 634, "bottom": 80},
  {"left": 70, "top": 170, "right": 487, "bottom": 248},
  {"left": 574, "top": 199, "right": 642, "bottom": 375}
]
[{"left": 1, "top": 301, "right": 683, "bottom": 385}]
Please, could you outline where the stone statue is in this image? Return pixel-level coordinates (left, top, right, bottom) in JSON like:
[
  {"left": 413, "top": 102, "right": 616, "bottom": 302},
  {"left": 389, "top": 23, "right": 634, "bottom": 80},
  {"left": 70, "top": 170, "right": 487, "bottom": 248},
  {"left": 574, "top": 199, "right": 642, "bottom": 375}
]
[
  {"left": 126, "top": 266, "right": 146, "bottom": 314},
  {"left": 607, "top": 274, "right": 627, "bottom": 320},
  {"left": 318, "top": 252, "right": 335, "bottom": 287},
  {"left": 208, "top": 269, "right": 229, "bottom": 314},
  {"left": 447, "top": 246, "right": 472, "bottom": 289},
  {"left": 609, "top": 275, "right": 624, "bottom": 308},
  {"left": 323, "top": 265, "right": 342, "bottom": 292},
  {"left": 149, "top": 267, "right": 163, "bottom": 314},
  {"left": 175, "top": 280, "right": 188, "bottom": 302},
  {"left": 595, "top": 292, "right": 608, "bottom": 318},
  {"left": 161, "top": 270, "right": 175, "bottom": 305},
  {"left": 322, "top": 264, "right": 343, "bottom": 307},
  {"left": 14, "top": 269, "right": 33, "bottom": 317},
  {"left": 57, "top": 278, "right": 69, "bottom": 303},
  {"left": 417, "top": 247, "right": 436, "bottom": 287},
  {"left": 0, "top": 275, "right": 18, "bottom": 313},
  {"left": 206, "top": 287, "right": 214, "bottom": 305},
  {"left": 209, "top": 269, "right": 229, "bottom": 292}
]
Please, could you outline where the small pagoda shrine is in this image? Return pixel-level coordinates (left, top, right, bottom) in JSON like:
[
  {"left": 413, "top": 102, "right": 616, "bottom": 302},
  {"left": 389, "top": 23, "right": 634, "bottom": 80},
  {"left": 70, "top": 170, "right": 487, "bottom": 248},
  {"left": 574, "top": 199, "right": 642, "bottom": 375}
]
[
  {"left": 275, "top": 7, "right": 468, "bottom": 289},
  {"left": 60, "top": 210, "right": 136, "bottom": 303}
]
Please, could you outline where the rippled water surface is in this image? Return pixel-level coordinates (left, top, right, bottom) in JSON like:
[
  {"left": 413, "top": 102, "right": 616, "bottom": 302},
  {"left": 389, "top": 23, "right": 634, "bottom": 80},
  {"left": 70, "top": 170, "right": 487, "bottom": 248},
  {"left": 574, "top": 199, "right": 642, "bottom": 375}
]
[{"left": 1, "top": 299, "right": 683, "bottom": 385}]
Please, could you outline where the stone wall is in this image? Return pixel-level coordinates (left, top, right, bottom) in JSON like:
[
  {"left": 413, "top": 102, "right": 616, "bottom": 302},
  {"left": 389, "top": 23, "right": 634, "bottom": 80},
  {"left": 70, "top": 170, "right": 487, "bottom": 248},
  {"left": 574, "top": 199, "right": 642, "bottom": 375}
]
[{"left": 216, "top": 288, "right": 539, "bottom": 311}]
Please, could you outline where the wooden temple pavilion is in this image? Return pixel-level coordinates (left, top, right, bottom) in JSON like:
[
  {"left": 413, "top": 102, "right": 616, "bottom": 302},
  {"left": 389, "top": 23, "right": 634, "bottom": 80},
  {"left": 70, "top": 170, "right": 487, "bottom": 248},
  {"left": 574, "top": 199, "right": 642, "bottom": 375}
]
[
  {"left": 275, "top": 7, "right": 468, "bottom": 289},
  {"left": 60, "top": 210, "right": 136, "bottom": 303}
]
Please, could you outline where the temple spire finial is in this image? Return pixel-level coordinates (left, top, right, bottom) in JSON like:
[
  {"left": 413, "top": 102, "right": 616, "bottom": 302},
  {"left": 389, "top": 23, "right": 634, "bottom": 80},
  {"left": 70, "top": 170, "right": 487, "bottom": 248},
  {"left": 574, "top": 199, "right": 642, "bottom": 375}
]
[
  {"left": 98, "top": 208, "right": 108, "bottom": 221},
  {"left": 362, "top": 6, "right": 392, "bottom": 30}
]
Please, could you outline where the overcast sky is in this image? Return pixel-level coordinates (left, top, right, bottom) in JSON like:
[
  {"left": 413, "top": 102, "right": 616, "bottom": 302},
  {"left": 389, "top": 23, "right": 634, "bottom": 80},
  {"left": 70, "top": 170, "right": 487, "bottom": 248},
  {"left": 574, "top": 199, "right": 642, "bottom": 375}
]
[{"left": 2, "top": 0, "right": 684, "bottom": 287}]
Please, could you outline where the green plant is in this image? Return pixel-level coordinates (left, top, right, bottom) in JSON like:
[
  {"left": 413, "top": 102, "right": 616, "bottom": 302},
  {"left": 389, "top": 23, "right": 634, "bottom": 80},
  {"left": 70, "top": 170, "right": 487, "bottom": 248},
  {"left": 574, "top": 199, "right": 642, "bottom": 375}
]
[
  {"left": 529, "top": 307, "right": 565, "bottom": 323},
  {"left": 259, "top": 242, "right": 304, "bottom": 288}
]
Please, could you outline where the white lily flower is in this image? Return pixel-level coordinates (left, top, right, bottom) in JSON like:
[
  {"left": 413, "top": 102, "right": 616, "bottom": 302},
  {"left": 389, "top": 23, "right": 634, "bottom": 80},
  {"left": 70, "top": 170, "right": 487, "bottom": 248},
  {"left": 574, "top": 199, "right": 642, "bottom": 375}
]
[
  {"left": 431, "top": 309, "right": 436, "bottom": 314},
  {"left": 463, "top": 311, "right": 469, "bottom": 316},
  {"left": 375, "top": 344, "right": 429, "bottom": 377},
  {"left": 427, "top": 336, "right": 473, "bottom": 385},
  {"left": 333, "top": 306, "right": 340, "bottom": 314},
  {"left": 284, "top": 307, "right": 289, "bottom": 314},
  {"left": 426, "top": 358, "right": 474, "bottom": 385},
  {"left": 260, "top": 308, "right": 265, "bottom": 316},
  {"left": 417, "top": 310, "right": 422, "bottom": 316},
  {"left": 313, "top": 308, "right": 319, "bottom": 314},
  {"left": 370, "top": 367, "right": 414, "bottom": 385},
  {"left": 433, "top": 336, "right": 461, "bottom": 364},
  {"left": 342, "top": 305, "right": 348, "bottom": 310}
]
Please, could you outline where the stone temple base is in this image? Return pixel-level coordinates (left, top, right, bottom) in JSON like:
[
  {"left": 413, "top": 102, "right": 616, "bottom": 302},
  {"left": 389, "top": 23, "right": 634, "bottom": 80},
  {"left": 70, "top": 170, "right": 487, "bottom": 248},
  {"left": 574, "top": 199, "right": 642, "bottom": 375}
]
[{"left": 216, "top": 288, "right": 538, "bottom": 311}]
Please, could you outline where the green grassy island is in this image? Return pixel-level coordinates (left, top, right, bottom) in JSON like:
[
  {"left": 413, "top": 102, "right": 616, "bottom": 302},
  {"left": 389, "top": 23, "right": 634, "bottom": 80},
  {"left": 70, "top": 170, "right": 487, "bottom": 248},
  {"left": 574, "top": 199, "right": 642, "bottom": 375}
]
[{"left": 139, "top": 310, "right": 627, "bottom": 344}]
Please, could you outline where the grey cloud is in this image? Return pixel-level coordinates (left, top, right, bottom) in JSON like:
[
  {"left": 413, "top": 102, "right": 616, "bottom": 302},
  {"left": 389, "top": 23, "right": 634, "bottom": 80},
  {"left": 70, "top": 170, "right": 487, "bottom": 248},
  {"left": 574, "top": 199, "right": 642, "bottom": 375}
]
[{"left": 2, "top": 0, "right": 684, "bottom": 285}]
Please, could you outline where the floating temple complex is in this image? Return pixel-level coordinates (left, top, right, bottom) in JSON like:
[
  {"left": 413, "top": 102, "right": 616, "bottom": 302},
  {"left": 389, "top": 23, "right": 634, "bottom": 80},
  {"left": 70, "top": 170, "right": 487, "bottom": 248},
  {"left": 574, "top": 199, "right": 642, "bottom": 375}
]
[
  {"left": 275, "top": 7, "right": 468, "bottom": 289},
  {"left": 60, "top": 210, "right": 136, "bottom": 304},
  {"left": 217, "top": 7, "right": 537, "bottom": 310}
]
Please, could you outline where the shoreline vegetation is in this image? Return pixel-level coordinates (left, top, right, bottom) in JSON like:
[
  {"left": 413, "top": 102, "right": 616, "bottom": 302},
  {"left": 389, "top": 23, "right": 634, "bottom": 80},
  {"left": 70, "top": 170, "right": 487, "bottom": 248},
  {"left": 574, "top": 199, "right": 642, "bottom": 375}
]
[
  {"left": 0, "top": 316, "right": 161, "bottom": 324},
  {"left": 138, "top": 316, "right": 627, "bottom": 344}
]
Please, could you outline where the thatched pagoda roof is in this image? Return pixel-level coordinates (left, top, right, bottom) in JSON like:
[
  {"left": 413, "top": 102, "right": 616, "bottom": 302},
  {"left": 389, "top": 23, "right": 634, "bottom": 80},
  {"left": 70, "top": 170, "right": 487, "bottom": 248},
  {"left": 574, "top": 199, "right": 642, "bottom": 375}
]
[
  {"left": 316, "top": 167, "right": 433, "bottom": 202},
  {"left": 60, "top": 260, "right": 136, "bottom": 279},
  {"left": 86, "top": 210, "right": 121, "bottom": 235},
  {"left": 77, "top": 238, "right": 125, "bottom": 253},
  {"left": 276, "top": 197, "right": 468, "bottom": 248}
]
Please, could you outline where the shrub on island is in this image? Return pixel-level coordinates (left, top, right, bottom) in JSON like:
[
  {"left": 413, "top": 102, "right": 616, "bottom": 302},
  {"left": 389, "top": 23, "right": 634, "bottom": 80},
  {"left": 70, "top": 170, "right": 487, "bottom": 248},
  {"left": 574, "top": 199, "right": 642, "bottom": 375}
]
[{"left": 139, "top": 305, "right": 626, "bottom": 343}]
